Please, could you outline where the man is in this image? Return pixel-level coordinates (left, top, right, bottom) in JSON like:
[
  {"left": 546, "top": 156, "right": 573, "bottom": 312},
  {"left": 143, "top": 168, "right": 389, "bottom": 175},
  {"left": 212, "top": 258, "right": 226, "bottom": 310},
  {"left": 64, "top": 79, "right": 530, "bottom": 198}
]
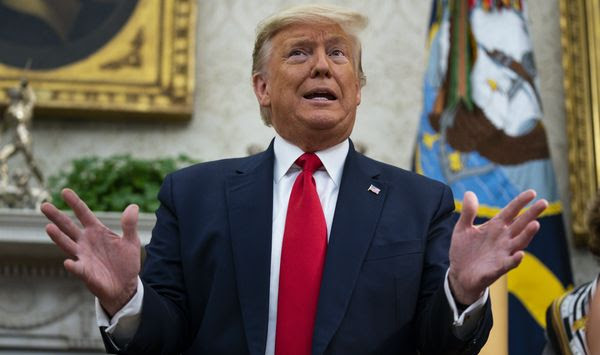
[{"left": 42, "top": 4, "right": 547, "bottom": 354}]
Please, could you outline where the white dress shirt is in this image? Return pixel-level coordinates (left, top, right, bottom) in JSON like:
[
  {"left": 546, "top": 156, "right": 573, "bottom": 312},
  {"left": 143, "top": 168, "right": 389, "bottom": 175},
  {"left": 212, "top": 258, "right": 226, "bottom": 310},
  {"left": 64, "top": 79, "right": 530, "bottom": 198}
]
[
  {"left": 265, "top": 136, "right": 348, "bottom": 355},
  {"left": 96, "top": 135, "right": 488, "bottom": 352}
]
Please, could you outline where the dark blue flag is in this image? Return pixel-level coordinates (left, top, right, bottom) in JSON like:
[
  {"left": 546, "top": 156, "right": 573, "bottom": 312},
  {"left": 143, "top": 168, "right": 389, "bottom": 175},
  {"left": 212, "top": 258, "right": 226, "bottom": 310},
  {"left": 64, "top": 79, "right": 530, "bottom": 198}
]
[{"left": 414, "top": 1, "right": 573, "bottom": 353}]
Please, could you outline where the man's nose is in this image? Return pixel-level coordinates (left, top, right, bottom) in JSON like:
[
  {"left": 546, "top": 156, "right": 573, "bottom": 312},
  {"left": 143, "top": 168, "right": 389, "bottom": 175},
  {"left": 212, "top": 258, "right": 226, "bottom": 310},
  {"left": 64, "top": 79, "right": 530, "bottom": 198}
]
[{"left": 310, "top": 49, "right": 332, "bottom": 78}]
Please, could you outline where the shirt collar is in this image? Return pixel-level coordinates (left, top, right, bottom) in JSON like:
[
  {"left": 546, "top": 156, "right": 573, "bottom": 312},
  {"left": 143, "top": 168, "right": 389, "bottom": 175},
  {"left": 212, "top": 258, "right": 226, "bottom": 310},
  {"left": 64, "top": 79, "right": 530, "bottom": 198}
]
[{"left": 273, "top": 135, "right": 349, "bottom": 187}]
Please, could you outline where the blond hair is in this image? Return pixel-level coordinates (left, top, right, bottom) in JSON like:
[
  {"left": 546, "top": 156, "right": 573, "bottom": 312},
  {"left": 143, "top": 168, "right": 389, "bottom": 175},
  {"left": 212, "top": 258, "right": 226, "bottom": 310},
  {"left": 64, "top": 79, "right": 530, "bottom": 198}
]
[{"left": 252, "top": 4, "right": 368, "bottom": 125}]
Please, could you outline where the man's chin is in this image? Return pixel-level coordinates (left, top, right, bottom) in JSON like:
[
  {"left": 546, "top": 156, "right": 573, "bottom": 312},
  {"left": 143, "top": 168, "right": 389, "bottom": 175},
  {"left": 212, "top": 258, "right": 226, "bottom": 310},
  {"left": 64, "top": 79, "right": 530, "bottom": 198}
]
[
  {"left": 303, "top": 118, "right": 344, "bottom": 131},
  {"left": 300, "top": 111, "right": 352, "bottom": 129}
]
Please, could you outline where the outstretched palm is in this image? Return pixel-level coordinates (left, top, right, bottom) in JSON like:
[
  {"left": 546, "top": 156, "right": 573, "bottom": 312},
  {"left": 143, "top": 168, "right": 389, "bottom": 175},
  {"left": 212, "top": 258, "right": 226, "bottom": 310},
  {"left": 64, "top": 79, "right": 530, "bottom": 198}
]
[
  {"left": 448, "top": 190, "right": 548, "bottom": 305},
  {"left": 41, "top": 188, "right": 140, "bottom": 316}
]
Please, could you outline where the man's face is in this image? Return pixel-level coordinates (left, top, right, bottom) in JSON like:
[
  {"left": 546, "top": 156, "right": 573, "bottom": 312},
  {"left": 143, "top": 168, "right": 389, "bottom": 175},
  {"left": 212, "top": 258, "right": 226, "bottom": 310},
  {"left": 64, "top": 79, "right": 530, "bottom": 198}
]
[{"left": 253, "top": 23, "right": 362, "bottom": 151}]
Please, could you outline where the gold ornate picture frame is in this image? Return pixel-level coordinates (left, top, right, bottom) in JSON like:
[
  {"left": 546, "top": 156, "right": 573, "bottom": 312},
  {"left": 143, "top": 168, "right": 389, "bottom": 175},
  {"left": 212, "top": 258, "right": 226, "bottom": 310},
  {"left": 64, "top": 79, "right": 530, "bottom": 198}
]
[
  {"left": 0, "top": 0, "right": 196, "bottom": 120},
  {"left": 560, "top": 0, "right": 600, "bottom": 245}
]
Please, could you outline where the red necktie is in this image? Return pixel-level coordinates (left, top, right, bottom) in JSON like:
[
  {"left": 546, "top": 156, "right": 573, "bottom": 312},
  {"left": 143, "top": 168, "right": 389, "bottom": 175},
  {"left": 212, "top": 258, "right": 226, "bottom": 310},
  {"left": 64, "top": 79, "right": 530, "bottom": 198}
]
[{"left": 275, "top": 153, "right": 327, "bottom": 355}]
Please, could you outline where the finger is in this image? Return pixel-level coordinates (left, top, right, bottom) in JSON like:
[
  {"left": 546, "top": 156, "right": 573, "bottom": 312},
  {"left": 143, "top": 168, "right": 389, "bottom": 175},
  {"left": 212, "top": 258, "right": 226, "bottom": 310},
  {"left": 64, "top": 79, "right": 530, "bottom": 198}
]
[
  {"left": 121, "top": 204, "right": 139, "bottom": 243},
  {"left": 64, "top": 259, "right": 84, "bottom": 278},
  {"left": 510, "top": 220, "right": 540, "bottom": 252},
  {"left": 496, "top": 189, "right": 536, "bottom": 223},
  {"left": 41, "top": 201, "right": 82, "bottom": 240},
  {"left": 509, "top": 199, "right": 547, "bottom": 237},
  {"left": 62, "top": 188, "right": 100, "bottom": 227},
  {"left": 456, "top": 191, "right": 478, "bottom": 229},
  {"left": 46, "top": 224, "right": 78, "bottom": 256},
  {"left": 504, "top": 250, "right": 525, "bottom": 272}
]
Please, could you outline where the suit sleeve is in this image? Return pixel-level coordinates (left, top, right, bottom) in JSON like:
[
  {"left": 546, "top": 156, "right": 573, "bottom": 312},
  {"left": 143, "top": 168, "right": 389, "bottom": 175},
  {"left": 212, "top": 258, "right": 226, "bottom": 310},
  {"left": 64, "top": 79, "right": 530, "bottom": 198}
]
[
  {"left": 416, "top": 184, "right": 493, "bottom": 355},
  {"left": 116, "top": 174, "right": 191, "bottom": 354}
]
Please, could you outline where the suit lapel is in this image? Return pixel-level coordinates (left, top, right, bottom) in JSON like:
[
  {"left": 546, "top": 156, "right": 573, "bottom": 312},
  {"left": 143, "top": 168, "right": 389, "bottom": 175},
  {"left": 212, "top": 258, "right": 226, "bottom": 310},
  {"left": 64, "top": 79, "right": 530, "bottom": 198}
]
[
  {"left": 312, "top": 145, "right": 387, "bottom": 354},
  {"left": 226, "top": 144, "right": 274, "bottom": 355}
]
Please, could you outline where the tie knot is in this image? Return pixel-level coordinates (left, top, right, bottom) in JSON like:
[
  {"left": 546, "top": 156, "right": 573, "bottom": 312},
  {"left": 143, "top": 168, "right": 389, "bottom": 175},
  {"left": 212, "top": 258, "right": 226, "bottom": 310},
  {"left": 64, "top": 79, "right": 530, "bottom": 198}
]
[{"left": 296, "top": 153, "right": 322, "bottom": 174}]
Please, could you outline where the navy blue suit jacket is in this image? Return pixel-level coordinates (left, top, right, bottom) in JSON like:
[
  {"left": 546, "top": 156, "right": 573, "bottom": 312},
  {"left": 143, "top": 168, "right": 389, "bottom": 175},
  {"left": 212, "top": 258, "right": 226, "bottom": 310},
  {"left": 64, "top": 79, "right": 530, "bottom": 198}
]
[{"left": 105, "top": 141, "right": 492, "bottom": 354}]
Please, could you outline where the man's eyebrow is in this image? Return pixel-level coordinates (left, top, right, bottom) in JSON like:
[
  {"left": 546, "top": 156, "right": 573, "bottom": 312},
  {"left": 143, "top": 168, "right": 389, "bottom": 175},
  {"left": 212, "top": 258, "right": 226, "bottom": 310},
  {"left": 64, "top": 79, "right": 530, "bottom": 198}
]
[
  {"left": 284, "top": 38, "right": 314, "bottom": 48},
  {"left": 283, "top": 35, "right": 351, "bottom": 49}
]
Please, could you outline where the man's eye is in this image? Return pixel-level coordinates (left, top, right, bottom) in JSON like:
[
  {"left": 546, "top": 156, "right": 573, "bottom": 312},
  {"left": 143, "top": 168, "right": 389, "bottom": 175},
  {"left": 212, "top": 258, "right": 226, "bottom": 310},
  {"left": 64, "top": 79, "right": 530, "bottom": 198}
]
[
  {"left": 289, "top": 49, "right": 306, "bottom": 57},
  {"left": 330, "top": 49, "right": 345, "bottom": 57}
]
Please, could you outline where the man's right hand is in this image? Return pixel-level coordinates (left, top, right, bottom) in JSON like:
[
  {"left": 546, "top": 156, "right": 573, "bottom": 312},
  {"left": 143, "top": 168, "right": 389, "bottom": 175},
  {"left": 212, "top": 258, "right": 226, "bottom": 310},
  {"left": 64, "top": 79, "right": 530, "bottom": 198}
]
[{"left": 41, "top": 188, "right": 141, "bottom": 317}]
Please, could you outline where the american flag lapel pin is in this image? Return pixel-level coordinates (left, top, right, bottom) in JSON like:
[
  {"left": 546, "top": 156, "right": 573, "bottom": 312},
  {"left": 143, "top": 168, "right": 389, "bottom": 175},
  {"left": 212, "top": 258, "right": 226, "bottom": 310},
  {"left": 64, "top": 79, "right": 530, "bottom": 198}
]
[{"left": 367, "top": 184, "right": 381, "bottom": 195}]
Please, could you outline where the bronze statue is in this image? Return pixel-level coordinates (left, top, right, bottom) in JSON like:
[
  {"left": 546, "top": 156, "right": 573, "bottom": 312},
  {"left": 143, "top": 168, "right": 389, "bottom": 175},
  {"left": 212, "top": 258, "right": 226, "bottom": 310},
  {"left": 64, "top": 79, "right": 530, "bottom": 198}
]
[{"left": 0, "top": 80, "right": 49, "bottom": 208}]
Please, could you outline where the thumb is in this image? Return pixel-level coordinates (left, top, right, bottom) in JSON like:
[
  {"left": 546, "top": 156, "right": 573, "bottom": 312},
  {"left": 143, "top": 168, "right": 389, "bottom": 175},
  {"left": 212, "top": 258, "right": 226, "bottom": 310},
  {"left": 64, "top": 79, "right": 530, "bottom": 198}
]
[
  {"left": 121, "top": 204, "right": 139, "bottom": 242},
  {"left": 456, "top": 191, "right": 478, "bottom": 229}
]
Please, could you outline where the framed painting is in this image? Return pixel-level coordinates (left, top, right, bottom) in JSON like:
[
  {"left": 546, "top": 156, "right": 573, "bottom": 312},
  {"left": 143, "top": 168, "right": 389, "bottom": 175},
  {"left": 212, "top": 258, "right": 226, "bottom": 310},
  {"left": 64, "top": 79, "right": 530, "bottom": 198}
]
[
  {"left": 560, "top": 0, "right": 600, "bottom": 245},
  {"left": 0, "top": 0, "right": 196, "bottom": 120}
]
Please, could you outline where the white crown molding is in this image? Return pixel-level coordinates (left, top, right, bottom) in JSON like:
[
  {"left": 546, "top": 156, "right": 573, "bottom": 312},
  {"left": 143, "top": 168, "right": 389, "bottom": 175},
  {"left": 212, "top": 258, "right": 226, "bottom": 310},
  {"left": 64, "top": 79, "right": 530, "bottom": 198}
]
[{"left": 0, "top": 208, "right": 156, "bottom": 257}]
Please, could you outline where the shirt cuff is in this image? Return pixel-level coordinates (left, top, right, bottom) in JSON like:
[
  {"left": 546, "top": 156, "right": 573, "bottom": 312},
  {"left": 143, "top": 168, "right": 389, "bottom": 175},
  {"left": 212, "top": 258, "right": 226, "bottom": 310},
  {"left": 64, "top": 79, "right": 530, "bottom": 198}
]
[
  {"left": 443, "top": 269, "right": 489, "bottom": 330},
  {"left": 95, "top": 276, "right": 144, "bottom": 343}
]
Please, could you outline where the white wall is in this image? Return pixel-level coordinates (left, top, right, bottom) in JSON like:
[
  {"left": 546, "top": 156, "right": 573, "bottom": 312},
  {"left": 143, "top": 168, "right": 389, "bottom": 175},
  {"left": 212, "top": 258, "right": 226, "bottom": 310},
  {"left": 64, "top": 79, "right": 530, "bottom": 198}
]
[{"left": 29, "top": 0, "right": 596, "bottom": 283}]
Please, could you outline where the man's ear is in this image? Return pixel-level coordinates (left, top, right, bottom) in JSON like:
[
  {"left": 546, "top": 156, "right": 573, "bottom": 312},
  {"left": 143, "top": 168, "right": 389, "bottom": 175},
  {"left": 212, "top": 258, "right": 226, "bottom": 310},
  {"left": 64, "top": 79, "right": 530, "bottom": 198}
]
[{"left": 252, "top": 73, "right": 270, "bottom": 107}]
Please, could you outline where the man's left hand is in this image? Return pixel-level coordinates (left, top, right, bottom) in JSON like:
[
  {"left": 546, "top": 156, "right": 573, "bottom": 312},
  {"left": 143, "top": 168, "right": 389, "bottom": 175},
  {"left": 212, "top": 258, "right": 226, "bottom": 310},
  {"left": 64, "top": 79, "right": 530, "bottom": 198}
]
[{"left": 448, "top": 189, "right": 547, "bottom": 305}]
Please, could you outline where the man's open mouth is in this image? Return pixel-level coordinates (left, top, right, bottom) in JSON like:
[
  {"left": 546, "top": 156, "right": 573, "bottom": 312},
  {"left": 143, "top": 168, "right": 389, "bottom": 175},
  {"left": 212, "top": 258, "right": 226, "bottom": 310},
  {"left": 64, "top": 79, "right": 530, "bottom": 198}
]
[{"left": 303, "top": 90, "right": 337, "bottom": 101}]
